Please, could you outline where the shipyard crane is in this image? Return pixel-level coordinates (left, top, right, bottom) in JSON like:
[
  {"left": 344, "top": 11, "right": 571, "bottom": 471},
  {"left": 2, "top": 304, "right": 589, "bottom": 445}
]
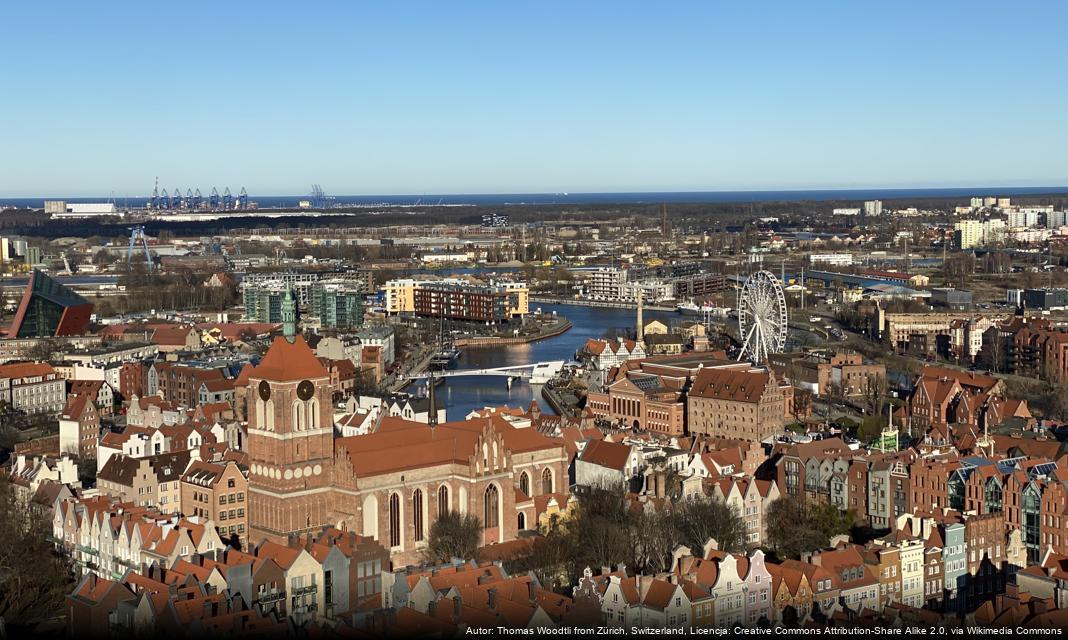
[
  {"left": 160, "top": 188, "right": 170, "bottom": 210},
  {"left": 60, "top": 251, "right": 73, "bottom": 276},
  {"left": 151, "top": 176, "right": 160, "bottom": 210},
  {"left": 171, "top": 188, "right": 180, "bottom": 210},
  {"left": 209, "top": 187, "right": 220, "bottom": 210},
  {"left": 239, "top": 187, "right": 248, "bottom": 210},
  {"left": 185, "top": 189, "right": 194, "bottom": 210},
  {"left": 223, "top": 187, "right": 232, "bottom": 211},
  {"left": 309, "top": 184, "right": 335, "bottom": 209},
  {"left": 193, "top": 189, "right": 202, "bottom": 209},
  {"left": 127, "top": 226, "right": 154, "bottom": 270}
]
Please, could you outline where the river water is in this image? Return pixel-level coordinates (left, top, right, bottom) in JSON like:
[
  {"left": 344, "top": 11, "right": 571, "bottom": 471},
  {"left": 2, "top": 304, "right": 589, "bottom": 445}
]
[
  {"left": 416, "top": 302, "right": 823, "bottom": 421},
  {"left": 412, "top": 303, "right": 675, "bottom": 420},
  {"left": 414, "top": 303, "right": 815, "bottom": 423}
]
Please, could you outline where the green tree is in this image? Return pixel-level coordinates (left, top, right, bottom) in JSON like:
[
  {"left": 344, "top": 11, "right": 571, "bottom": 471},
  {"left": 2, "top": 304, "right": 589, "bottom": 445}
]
[{"left": 423, "top": 510, "right": 483, "bottom": 564}]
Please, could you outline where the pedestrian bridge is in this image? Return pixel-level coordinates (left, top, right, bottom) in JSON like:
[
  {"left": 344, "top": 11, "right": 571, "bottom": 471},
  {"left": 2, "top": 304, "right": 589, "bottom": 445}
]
[{"left": 407, "top": 361, "right": 565, "bottom": 384}]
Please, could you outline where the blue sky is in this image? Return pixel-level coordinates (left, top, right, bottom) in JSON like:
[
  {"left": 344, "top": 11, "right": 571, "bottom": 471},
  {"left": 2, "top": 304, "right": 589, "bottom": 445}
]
[{"left": 1, "top": 1, "right": 1066, "bottom": 197}]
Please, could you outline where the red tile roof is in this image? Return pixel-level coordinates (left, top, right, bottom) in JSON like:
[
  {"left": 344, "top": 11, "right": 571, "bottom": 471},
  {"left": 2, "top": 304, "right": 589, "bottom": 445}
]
[
  {"left": 689, "top": 367, "right": 771, "bottom": 403},
  {"left": 578, "top": 439, "right": 632, "bottom": 471},
  {"left": 252, "top": 336, "right": 328, "bottom": 382}
]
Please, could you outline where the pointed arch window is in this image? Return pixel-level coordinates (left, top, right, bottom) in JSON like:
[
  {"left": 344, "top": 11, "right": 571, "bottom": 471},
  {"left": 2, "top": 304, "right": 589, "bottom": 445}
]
[
  {"left": 542, "top": 468, "right": 554, "bottom": 494},
  {"left": 484, "top": 485, "right": 500, "bottom": 529},
  {"left": 413, "top": 489, "right": 425, "bottom": 542},
  {"left": 519, "top": 472, "right": 530, "bottom": 497},
  {"left": 438, "top": 485, "right": 449, "bottom": 518},
  {"left": 389, "top": 493, "right": 401, "bottom": 548}
]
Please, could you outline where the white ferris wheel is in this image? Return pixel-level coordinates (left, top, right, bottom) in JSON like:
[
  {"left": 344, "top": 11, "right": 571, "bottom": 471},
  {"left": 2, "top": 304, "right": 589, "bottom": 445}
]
[{"left": 737, "top": 270, "right": 788, "bottom": 365}]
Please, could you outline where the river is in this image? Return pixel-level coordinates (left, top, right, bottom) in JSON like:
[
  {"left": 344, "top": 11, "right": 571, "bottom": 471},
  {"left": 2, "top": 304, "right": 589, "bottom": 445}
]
[
  {"left": 411, "top": 303, "right": 822, "bottom": 421},
  {"left": 411, "top": 303, "right": 670, "bottom": 420}
]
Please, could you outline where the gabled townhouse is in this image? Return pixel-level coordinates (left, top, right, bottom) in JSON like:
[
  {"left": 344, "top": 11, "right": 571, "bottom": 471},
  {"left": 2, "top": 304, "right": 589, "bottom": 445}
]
[
  {"left": 808, "top": 544, "right": 881, "bottom": 614},
  {"left": 254, "top": 540, "right": 325, "bottom": 625},
  {"left": 767, "top": 561, "right": 813, "bottom": 624},
  {"left": 708, "top": 476, "right": 779, "bottom": 546},
  {"left": 58, "top": 393, "right": 100, "bottom": 458},
  {"left": 633, "top": 577, "right": 691, "bottom": 628},
  {"left": 97, "top": 450, "right": 191, "bottom": 509}
]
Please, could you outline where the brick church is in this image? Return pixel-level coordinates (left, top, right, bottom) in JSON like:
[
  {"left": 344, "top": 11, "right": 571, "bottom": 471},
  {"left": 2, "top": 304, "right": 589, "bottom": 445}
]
[{"left": 246, "top": 330, "right": 568, "bottom": 565}]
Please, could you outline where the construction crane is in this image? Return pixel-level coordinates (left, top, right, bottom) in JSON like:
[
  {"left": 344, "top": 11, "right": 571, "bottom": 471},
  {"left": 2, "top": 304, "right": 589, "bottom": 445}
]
[
  {"left": 127, "top": 226, "right": 154, "bottom": 270},
  {"left": 150, "top": 177, "right": 160, "bottom": 210},
  {"left": 239, "top": 187, "right": 248, "bottom": 210}
]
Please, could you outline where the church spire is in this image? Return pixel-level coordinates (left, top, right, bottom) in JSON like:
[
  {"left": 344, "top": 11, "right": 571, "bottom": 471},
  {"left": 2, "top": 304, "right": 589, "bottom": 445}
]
[{"left": 282, "top": 286, "right": 297, "bottom": 343}]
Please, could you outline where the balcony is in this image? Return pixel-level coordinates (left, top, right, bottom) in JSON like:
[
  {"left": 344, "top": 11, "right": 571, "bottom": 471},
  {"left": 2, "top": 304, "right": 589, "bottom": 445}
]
[
  {"left": 258, "top": 591, "right": 286, "bottom": 605},
  {"left": 292, "top": 585, "right": 318, "bottom": 597}
]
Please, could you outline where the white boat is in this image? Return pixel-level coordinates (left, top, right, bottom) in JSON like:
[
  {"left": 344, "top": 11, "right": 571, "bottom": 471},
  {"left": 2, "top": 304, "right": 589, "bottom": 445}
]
[{"left": 676, "top": 301, "right": 701, "bottom": 315}]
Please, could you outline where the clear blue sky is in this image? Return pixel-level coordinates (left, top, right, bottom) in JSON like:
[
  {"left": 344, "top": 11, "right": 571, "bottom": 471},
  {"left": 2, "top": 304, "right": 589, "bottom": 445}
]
[{"left": 2, "top": 1, "right": 1066, "bottom": 197}]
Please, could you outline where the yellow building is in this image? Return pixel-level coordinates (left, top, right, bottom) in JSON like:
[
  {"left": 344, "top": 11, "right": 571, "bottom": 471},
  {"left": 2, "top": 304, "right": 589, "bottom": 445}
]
[
  {"left": 382, "top": 279, "right": 417, "bottom": 314},
  {"left": 497, "top": 281, "right": 529, "bottom": 317}
]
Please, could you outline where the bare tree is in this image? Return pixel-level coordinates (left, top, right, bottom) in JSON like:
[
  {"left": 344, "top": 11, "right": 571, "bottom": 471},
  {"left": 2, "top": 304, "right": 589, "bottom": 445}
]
[
  {"left": 862, "top": 374, "right": 888, "bottom": 417},
  {"left": 423, "top": 510, "right": 483, "bottom": 564}
]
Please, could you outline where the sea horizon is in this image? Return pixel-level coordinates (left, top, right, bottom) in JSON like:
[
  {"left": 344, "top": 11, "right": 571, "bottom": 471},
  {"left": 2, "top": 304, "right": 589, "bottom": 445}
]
[{"left": 2, "top": 185, "right": 1068, "bottom": 209}]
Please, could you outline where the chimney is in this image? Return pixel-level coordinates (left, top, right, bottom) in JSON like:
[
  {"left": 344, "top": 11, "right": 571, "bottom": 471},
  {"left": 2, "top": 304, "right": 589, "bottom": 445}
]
[{"left": 487, "top": 588, "right": 497, "bottom": 611}]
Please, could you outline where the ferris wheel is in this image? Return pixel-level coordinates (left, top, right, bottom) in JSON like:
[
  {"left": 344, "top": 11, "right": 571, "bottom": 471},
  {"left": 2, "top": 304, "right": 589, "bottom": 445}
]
[{"left": 737, "top": 270, "right": 788, "bottom": 365}]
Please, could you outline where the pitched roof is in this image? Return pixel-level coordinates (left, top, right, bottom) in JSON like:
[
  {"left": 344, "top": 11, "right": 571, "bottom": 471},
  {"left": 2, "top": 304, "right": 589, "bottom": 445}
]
[
  {"left": 689, "top": 367, "right": 771, "bottom": 403},
  {"left": 578, "top": 439, "right": 633, "bottom": 471},
  {"left": 0, "top": 362, "right": 56, "bottom": 379},
  {"left": 251, "top": 336, "right": 328, "bottom": 382},
  {"left": 337, "top": 415, "right": 562, "bottom": 477},
  {"left": 60, "top": 393, "right": 94, "bottom": 420}
]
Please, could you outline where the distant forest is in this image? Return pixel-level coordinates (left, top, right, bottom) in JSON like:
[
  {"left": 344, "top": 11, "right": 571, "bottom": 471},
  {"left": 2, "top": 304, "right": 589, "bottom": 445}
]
[{"left": 3, "top": 193, "right": 1068, "bottom": 240}]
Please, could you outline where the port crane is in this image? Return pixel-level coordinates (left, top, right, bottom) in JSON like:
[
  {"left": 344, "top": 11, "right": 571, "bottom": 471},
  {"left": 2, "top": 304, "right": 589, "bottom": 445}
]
[{"left": 127, "top": 226, "right": 154, "bottom": 270}]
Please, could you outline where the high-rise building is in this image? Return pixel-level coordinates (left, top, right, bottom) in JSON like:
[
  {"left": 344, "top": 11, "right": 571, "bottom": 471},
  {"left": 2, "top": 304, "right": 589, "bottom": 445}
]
[
  {"left": 243, "top": 283, "right": 290, "bottom": 323},
  {"left": 5, "top": 269, "right": 93, "bottom": 338},
  {"left": 381, "top": 278, "right": 527, "bottom": 320},
  {"left": 309, "top": 281, "right": 365, "bottom": 329},
  {"left": 954, "top": 220, "right": 983, "bottom": 249},
  {"left": 863, "top": 200, "right": 883, "bottom": 216}
]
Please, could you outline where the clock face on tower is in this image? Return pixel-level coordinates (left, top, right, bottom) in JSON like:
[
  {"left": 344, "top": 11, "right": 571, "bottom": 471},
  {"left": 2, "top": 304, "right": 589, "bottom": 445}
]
[
  {"left": 297, "top": 380, "right": 315, "bottom": 401},
  {"left": 258, "top": 380, "right": 271, "bottom": 401}
]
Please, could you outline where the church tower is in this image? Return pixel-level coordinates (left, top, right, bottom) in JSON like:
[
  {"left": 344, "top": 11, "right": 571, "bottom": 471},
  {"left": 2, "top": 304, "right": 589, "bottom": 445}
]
[{"left": 247, "top": 334, "right": 335, "bottom": 543}]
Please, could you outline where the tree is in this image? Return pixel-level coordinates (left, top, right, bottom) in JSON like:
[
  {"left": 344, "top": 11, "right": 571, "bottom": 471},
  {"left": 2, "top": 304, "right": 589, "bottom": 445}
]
[
  {"left": 673, "top": 494, "right": 746, "bottom": 554},
  {"left": 0, "top": 478, "right": 75, "bottom": 627},
  {"left": 423, "top": 510, "right": 483, "bottom": 564},
  {"left": 862, "top": 374, "right": 887, "bottom": 417},
  {"left": 25, "top": 337, "right": 60, "bottom": 363},
  {"left": 766, "top": 495, "right": 852, "bottom": 560}
]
